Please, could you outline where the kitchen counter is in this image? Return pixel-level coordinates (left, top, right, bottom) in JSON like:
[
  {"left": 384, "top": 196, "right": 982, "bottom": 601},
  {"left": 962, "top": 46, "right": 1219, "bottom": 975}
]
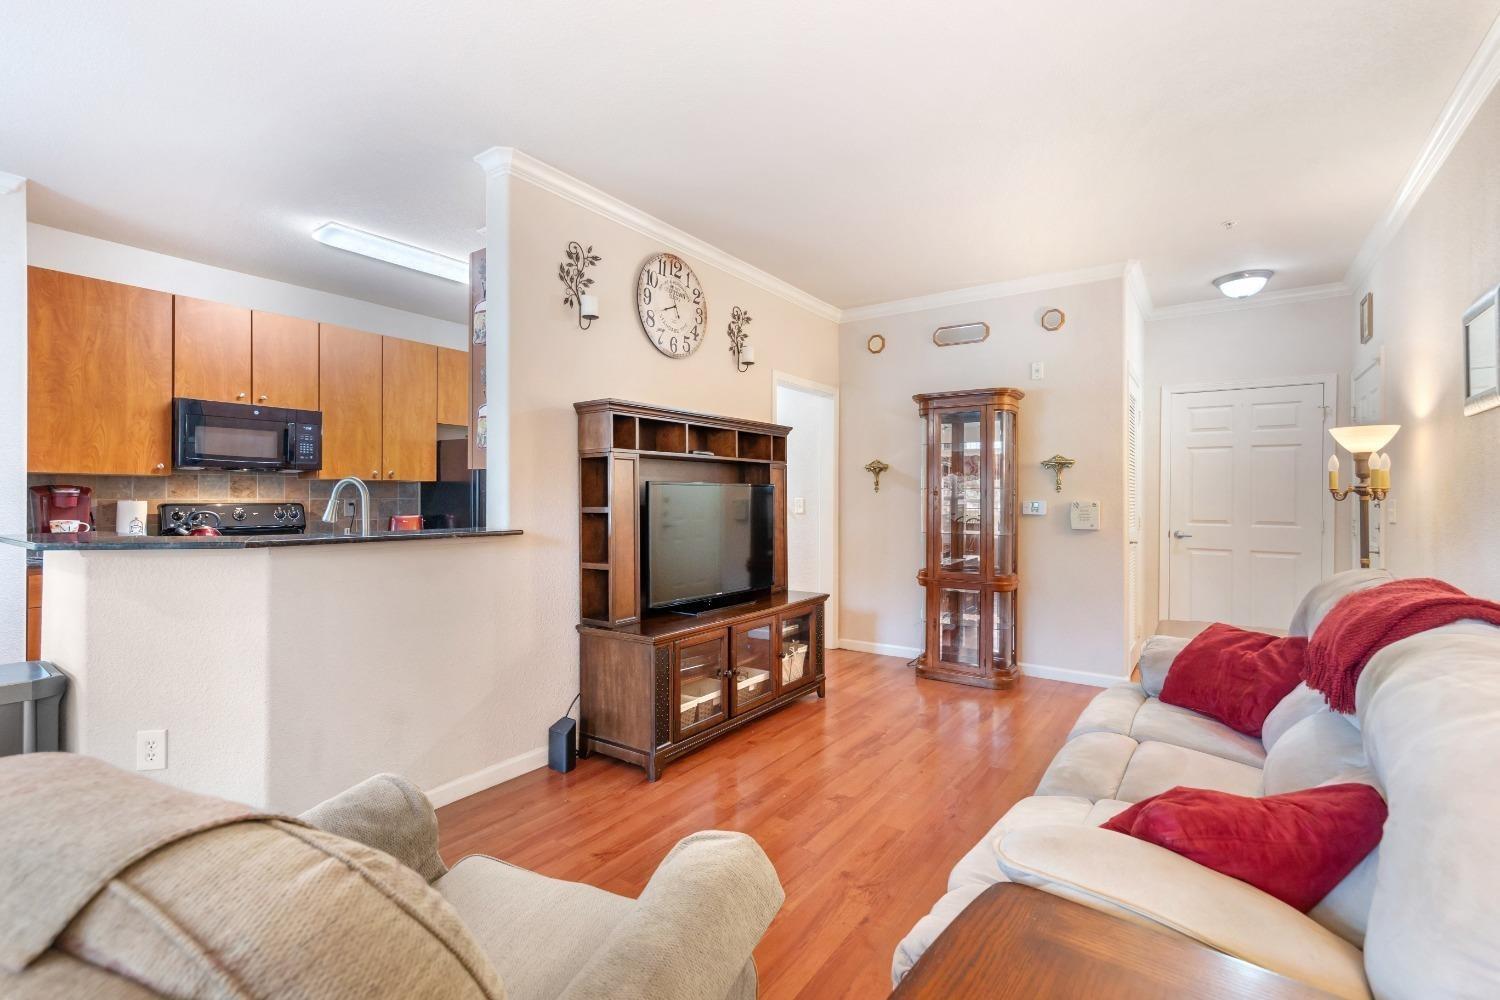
[{"left": 0, "top": 526, "right": 522, "bottom": 551}]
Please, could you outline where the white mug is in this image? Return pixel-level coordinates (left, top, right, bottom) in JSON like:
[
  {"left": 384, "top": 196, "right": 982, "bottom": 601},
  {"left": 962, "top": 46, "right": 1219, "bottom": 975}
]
[
  {"left": 49, "top": 519, "right": 91, "bottom": 533},
  {"left": 117, "top": 500, "right": 148, "bottom": 536}
]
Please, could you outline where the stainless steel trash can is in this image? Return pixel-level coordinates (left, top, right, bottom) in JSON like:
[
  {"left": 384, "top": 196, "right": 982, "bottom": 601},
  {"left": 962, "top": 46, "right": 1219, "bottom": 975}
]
[{"left": 0, "top": 661, "right": 67, "bottom": 755}]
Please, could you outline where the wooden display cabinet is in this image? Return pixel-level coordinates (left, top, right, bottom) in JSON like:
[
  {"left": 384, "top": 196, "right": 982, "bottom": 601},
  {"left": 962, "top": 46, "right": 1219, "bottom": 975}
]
[
  {"left": 914, "top": 388, "right": 1024, "bottom": 689},
  {"left": 574, "top": 399, "right": 824, "bottom": 780}
]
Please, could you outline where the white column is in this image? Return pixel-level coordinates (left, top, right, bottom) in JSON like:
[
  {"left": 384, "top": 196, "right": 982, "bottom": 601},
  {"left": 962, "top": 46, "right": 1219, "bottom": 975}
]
[
  {"left": 474, "top": 148, "right": 512, "bottom": 529},
  {"left": 0, "top": 173, "right": 27, "bottom": 662}
]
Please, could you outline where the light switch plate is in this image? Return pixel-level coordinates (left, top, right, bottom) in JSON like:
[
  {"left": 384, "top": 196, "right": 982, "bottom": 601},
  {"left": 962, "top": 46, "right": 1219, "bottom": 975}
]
[
  {"left": 1022, "top": 500, "right": 1047, "bottom": 515},
  {"left": 792, "top": 497, "right": 806, "bottom": 515},
  {"left": 1030, "top": 361, "right": 1044, "bottom": 380}
]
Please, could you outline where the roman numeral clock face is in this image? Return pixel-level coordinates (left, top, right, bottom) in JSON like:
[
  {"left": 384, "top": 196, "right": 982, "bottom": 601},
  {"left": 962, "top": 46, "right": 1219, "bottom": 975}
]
[{"left": 637, "top": 253, "right": 706, "bottom": 358}]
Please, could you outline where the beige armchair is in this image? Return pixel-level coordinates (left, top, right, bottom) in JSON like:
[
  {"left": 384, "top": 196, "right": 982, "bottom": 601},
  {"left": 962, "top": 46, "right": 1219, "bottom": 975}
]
[{"left": 0, "top": 755, "right": 783, "bottom": 999}]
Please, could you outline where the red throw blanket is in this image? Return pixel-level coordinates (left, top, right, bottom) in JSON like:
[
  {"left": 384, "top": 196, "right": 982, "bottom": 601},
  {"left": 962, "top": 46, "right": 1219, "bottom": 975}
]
[{"left": 1305, "top": 578, "right": 1500, "bottom": 713}]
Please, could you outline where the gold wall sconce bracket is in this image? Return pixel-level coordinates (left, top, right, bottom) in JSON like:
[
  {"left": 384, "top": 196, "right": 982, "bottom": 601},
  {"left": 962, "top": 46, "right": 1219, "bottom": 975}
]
[
  {"left": 1040, "top": 454, "right": 1075, "bottom": 492},
  {"left": 864, "top": 459, "right": 890, "bottom": 493}
]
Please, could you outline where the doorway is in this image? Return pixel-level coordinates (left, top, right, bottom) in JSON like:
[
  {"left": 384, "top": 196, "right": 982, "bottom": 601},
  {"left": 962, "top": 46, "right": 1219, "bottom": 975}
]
[
  {"left": 774, "top": 374, "right": 838, "bottom": 642},
  {"left": 1159, "top": 375, "right": 1335, "bottom": 630}
]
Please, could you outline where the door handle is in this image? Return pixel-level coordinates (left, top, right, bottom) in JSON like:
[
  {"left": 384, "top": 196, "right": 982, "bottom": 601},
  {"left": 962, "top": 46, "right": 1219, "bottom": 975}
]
[{"left": 1173, "top": 530, "right": 1193, "bottom": 539}]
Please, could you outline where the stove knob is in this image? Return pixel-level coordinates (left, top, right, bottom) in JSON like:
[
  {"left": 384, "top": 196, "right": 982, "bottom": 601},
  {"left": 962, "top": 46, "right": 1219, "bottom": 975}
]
[
  {"left": 232, "top": 507, "right": 248, "bottom": 522},
  {"left": 169, "top": 509, "right": 186, "bottom": 523},
  {"left": 273, "top": 506, "right": 287, "bottom": 521}
]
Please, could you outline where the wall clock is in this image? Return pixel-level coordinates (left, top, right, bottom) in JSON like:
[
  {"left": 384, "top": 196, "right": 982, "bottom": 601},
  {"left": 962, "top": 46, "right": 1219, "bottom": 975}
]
[{"left": 637, "top": 252, "right": 706, "bottom": 358}]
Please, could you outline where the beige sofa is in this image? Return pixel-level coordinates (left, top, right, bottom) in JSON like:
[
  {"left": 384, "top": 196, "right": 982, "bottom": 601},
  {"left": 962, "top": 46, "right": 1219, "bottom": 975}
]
[
  {"left": 0, "top": 755, "right": 783, "bottom": 999},
  {"left": 894, "top": 568, "right": 1500, "bottom": 998}
]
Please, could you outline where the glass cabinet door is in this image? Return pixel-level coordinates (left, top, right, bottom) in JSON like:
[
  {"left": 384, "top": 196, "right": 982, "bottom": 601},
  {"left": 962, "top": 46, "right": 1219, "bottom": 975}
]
[
  {"left": 936, "top": 409, "right": 983, "bottom": 575},
  {"left": 674, "top": 633, "right": 728, "bottom": 739},
  {"left": 993, "top": 408, "right": 1016, "bottom": 577},
  {"left": 730, "top": 618, "right": 775, "bottom": 714},
  {"left": 934, "top": 587, "right": 982, "bottom": 669},
  {"left": 991, "top": 591, "right": 1016, "bottom": 670},
  {"left": 777, "top": 611, "right": 814, "bottom": 691}
]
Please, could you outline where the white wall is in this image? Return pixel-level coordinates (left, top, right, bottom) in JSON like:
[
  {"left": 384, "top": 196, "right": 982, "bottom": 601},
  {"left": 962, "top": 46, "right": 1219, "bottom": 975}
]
[
  {"left": 839, "top": 278, "right": 1130, "bottom": 684},
  {"left": 464, "top": 166, "right": 840, "bottom": 790},
  {"left": 1142, "top": 295, "right": 1354, "bottom": 630},
  {"left": 27, "top": 225, "right": 466, "bottom": 348},
  {"left": 1351, "top": 86, "right": 1500, "bottom": 599},
  {"left": 0, "top": 177, "right": 26, "bottom": 661}
]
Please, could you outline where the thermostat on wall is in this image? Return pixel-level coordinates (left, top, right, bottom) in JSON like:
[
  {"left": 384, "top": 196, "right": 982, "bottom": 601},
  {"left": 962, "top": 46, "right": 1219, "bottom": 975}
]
[{"left": 1070, "top": 501, "right": 1101, "bottom": 530}]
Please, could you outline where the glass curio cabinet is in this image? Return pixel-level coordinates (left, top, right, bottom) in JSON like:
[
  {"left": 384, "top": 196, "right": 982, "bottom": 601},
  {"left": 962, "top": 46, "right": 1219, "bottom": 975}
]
[{"left": 915, "top": 388, "right": 1024, "bottom": 688}]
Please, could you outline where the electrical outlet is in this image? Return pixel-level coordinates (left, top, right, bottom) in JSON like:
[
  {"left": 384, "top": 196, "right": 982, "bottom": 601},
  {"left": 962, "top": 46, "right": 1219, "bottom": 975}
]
[
  {"left": 342, "top": 498, "right": 356, "bottom": 517},
  {"left": 136, "top": 729, "right": 167, "bottom": 771},
  {"left": 1030, "top": 361, "right": 1044, "bottom": 380}
]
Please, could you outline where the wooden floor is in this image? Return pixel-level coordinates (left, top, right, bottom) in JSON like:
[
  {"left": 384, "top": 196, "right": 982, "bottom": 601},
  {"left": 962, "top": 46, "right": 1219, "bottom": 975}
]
[{"left": 437, "top": 649, "right": 1098, "bottom": 1000}]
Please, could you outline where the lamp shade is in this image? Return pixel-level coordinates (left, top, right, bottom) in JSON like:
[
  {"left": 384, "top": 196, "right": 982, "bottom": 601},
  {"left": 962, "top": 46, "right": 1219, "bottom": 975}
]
[{"left": 1329, "top": 424, "right": 1400, "bottom": 455}]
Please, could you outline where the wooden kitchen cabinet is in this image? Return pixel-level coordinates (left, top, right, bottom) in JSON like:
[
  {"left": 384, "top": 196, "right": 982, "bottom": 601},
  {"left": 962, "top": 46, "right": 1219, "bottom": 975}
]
[
  {"left": 173, "top": 297, "right": 252, "bottom": 403},
  {"left": 437, "top": 346, "right": 469, "bottom": 426},
  {"left": 381, "top": 337, "right": 437, "bottom": 482},
  {"left": 28, "top": 268, "right": 174, "bottom": 475},
  {"left": 316, "top": 323, "right": 383, "bottom": 480},
  {"left": 251, "top": 311, "right": 319, "bottom": 409}
]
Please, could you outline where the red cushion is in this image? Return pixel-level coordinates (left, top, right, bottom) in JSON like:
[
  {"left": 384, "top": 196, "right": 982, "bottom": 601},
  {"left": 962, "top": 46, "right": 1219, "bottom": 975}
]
[
  {"left": 1159, "top": 623, "right": 1307, "bottom": 736},
  {"left": 1101, "top": 784, "right": 1387, "bottom": 911}
]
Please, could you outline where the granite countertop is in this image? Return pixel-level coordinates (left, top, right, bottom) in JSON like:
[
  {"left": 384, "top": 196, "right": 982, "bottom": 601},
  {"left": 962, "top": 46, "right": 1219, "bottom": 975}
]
[{"left": 0, "top": 527, "right": 523, "bottom": 552}]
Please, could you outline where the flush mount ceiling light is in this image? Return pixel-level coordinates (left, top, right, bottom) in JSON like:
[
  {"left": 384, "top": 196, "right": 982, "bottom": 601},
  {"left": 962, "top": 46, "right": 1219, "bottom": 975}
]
[
  {"left": 311, "top": 222, "right": 468, "bottom": 283},
  {"left": 1212, "top": 269, "right": 1274, "bottom": 299}
]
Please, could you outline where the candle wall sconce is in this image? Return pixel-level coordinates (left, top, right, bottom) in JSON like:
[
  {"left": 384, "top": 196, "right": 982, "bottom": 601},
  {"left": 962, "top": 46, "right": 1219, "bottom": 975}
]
[
  {"left": 1040, "top": 454, "right": 1075, "bottom": 492},
  {"left": 727, "top": 306, "right": 755, "bottom": 372},
  {"left": 864, "top": 459, "right": 890, "bottom": 492},
  {"left": 1327, "top": 424, "right": 1400, "bottom": 568},
  {"left": 558, "top": 241, "right": 601, "bottom": 330}
]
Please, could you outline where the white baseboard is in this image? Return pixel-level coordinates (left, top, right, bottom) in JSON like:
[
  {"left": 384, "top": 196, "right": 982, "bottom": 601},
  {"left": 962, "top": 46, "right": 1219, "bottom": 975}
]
[
  {"left": 836, "top": 637, "right": 921, "bottom": 659},
  {"left": 425, "top": 746, "right": 548, "bottom": 808},
  {"left": 1020, "top": 662, "right": 1123, "bottom": 688}
]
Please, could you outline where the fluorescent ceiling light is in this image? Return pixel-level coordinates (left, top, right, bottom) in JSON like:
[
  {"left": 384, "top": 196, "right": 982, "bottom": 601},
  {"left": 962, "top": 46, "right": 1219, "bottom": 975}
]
[
  {"left": 1211, "top": 269, "right": 1274, "bottom": 299},
  {"left": 312, "top": 222, "right": 468, "bottom": 283}
]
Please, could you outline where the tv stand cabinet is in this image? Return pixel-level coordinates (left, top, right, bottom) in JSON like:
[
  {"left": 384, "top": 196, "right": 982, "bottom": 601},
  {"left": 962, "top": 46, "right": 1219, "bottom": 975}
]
[
  {"left": 579, "top": 591, "right": 827, "bottom": 780},
  {"left": 574, "top": 399, "right": 827, "bottom": 780}
]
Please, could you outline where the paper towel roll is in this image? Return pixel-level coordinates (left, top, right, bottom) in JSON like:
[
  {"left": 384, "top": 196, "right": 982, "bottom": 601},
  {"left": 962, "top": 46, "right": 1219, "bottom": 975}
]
[{"left": 117, "top": 500, "right": 148, "bottom": 536}]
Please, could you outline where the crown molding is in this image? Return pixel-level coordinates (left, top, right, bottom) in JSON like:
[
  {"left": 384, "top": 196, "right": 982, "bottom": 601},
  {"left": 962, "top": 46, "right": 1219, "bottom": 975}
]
[
  {"left": 1124, "top": 259, "right": 1154, "bottom": 317},
  {"left": 1345, "top": 14, "right": 1500, "bottom": 290},
  {"left": 0, "top": 171, "right": 26, "bottom": 195},
  {"left": 472, "top": 146, "right": 842, "bottom": 322},
  {"left": 839, "top": 262, "right": 1129, "bottom": 323},
  {"left": 1149, "top": 281, "right": 1351, "bottom": 321}
]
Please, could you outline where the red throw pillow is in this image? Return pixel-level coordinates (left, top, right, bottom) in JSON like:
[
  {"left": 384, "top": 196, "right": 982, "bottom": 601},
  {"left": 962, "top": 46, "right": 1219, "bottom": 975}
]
[
  {"left": 1101, "top": 784, "right": 1387, "bottom": 911},
  {"left": 1159, "top": 623, "right": 1307, "bottom": 736}
]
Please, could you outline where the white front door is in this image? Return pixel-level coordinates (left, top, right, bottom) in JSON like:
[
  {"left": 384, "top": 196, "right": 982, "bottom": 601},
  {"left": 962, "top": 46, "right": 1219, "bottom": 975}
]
[{"left": 1166, "top": 381, "right": 1329, "bottom": 629}]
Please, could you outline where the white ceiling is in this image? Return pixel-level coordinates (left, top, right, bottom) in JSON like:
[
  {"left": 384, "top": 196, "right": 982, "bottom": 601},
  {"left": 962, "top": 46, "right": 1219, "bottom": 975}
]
[{"left": 3, "top": 1, "right": 1497, "bottom": 321}]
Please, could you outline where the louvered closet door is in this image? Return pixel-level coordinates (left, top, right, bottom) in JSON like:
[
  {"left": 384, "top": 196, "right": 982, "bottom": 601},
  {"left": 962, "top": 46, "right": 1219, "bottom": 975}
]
[
  {"left": 1127, "top": 373, "right": 1143, "bottom": 646},
  {"left": 1166, "top": 382, "right": 1327, "bottom": 630}
]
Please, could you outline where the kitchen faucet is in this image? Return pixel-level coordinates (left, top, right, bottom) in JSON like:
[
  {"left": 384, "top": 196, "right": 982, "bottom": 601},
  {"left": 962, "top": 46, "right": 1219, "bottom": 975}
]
[{"left": 321, "top": 477, "right": 372, "bottom": 537}]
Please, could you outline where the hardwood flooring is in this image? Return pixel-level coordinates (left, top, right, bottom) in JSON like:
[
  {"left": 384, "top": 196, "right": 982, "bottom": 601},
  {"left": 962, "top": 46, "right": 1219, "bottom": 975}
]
[{"left": 437, "top": 649, "right": 1098, "bottom": 1000}]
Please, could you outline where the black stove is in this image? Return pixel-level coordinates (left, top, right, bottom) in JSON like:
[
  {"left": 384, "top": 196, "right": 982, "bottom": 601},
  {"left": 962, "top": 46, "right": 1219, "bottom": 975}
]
[{"left": 158, "top": 502, "right": 307, "bottom": 536}]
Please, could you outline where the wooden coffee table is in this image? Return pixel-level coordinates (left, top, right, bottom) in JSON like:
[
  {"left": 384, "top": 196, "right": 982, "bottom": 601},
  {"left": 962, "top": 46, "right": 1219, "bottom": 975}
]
[{"left": 890, "top": 883, "right": 1334, "bottom": 998}]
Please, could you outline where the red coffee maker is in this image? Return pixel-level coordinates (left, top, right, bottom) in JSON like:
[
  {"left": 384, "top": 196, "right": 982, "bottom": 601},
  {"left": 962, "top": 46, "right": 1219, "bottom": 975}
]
[{"left": 29, "top": 485, "right": 95, "bottom": 534}]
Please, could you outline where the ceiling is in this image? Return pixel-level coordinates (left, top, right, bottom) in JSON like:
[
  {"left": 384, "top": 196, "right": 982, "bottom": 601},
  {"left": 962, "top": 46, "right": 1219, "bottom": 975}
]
[{"left": 3, "top": 2, "right": 1497, "bottom": 321}]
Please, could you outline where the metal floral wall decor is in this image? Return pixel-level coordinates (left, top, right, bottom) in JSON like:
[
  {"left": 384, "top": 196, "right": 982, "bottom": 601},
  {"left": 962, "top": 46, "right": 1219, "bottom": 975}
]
[
  {"left": 558, "top": 241, "right": 602, "bottom": 330},
  {"left": 727, "top": 306, "right": 755, "bottom": 372}
]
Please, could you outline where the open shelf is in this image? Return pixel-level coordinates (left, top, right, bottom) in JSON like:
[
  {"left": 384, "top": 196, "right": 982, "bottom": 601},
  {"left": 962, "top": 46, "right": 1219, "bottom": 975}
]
[
  {"left": 581, "top": 512, "right": 608, "bottom": 564},
  {"left": 581, "top": 457, "right": 608, "bottom": 509},
  {"left": 738, "top": 431, "right": 772, "bottom": 461},
  {"left": 772, "top": 436, "right": 786, "bottom": 462},
  {"left": 689, "top": 425, "right": 738, "bottom": 458},
  {"left": 581, "top": 568, "right": 610, "bottom": 622},
  {"left": 612, "top": 414, "right": 637, "bottom": 450},
  {"left": 639, "top": 418, "right": 687, "bottom": 453}
]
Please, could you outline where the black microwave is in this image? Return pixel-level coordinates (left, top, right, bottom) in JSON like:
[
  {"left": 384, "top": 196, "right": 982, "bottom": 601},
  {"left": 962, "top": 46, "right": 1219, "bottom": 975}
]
[{"left": 173, "top": 398, "right": 322, "bottom": 472}]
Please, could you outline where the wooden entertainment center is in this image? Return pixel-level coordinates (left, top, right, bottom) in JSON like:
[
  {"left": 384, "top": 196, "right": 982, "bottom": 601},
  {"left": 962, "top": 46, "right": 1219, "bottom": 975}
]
[{"left": 574, "top": 399, "right": 828, "bottom": 780}]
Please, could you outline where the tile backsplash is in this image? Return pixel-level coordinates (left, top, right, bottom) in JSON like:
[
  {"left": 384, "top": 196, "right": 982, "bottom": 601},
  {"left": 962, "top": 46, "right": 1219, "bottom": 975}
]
[{"left": 27, "top": 473, "right": 419, "bottom": 535}]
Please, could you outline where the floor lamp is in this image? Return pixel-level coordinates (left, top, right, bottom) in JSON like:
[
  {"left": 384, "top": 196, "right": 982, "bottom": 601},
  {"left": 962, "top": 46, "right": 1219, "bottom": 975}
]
[{"left": 1327, "top": 424, "right": 1400, "bottom": 569}]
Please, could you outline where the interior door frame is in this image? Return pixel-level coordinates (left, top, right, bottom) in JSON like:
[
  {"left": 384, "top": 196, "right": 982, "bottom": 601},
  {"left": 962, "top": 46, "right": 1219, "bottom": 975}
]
[
  {"left": 1157, "top": 373, "right": 1338, "bottom": 622},
  {"left": 772, "top": 371, "right": 840, "bottom": 644}
]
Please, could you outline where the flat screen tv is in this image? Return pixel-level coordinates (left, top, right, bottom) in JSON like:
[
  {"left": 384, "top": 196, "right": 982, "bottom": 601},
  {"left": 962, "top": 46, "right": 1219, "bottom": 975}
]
[{"left": 644, "top": 481, "right": 774, "bottom": 612}]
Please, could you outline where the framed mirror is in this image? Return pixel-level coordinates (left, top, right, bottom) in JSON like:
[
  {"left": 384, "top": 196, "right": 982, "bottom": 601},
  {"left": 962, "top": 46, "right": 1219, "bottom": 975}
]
[
  {"left": 933, "top": 322, "right": 990, "bottom": 347},
  {"left": 1463, "top": 287, "right": 1500, "bottom": 415}
]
